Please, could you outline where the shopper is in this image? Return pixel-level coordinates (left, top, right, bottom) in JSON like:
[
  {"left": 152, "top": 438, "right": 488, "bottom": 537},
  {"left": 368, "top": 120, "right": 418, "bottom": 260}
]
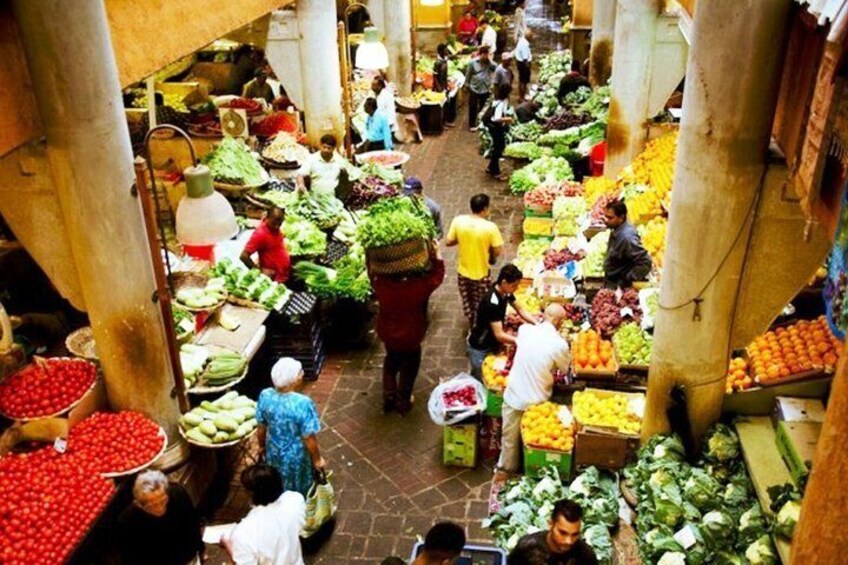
[
  {"left": 296, "top": 134, "right": 360, "bottom": 199},
  {"left": 465, "top": 46, "right": 497, "bottom": 131},
  {"left": 359, "top": 97, "right": 393, "bottom": 152},
  {"left": 446, "top": 193, "right": 504, "bottom": 325},
  {"left": 412, "top": 522, "right": 466, "bottom": 565},
  {"left": 369, "top": 243, "right": 445, "bottom": 414},
  {"left": 457, "top": 8, "right": 480, "bottom": 45},
  {"left": 498, "top": 304, "right": 571, "bottom": 476},
  {"left": 513, "top": 1, "right": 528, "bottom": 44},
  {"left": 116, "top": 470, "right": 204, "bottom": 565},
  {"left": 256, "top": 357, "right": 325, "bottom": 497},
  {"left": 403, "top": 177, "right": 444, "bottom": 238},
  {"left": 492, "top": 52, "right": 515, "bottom": 93},
  {"left": 514, "top": 30, "right": 533, "bottom": 101},
  {"left": 508, "top": 499, "right": 598, "bottom": 565},
  {"left": 242, "top": 68, "right": 275, "bottom": 103},
  {"left": 240, "top": 206, "right": 291, "bottom": 283},
  {"left": 221, "top": 464, "right": 306, "bottom": 565},
  {"left": 485, "top": 83, "right": 514, "bottom": 180},
  {"left": 466, "top": 264, "right": 538, "bottom": 379},
  {"left": 602, "top": 200, "right": 652, "bottom": 289},
  {"left": 433, "top": 44, "right": 456, "bottom": 128},
  {"left": 372, "top": 75, "right": 398, "bottom": 137},
  {"left": 480, "top": 22, "right": 498, "bottom": 55},
  {"left": 558, "top": 59, "right": 591, "bottom": 102}
]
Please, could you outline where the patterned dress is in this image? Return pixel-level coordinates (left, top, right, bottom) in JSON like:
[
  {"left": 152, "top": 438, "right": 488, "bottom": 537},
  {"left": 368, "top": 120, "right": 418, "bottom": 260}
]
[{"left": 256, "top": 389, "right": 321, "bottom": 496}]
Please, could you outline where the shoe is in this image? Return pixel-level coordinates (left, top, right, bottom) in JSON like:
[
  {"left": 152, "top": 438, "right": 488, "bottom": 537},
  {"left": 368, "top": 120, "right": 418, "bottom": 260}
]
[
  {"left": 396, "top": 394, "right": 415, "bottom": 415},
  {"left": 382, "top": 397, "right": 396, "bottom": 414}
]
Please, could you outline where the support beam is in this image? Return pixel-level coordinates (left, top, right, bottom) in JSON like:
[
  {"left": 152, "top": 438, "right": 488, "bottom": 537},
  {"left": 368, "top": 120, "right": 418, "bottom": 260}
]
[
  {"left": 589, "top": 0, "right": 616, "bottom": 87},
  {"left": 12, "top": 0, "right": 181, "bottom": 437},
  {"left": 643, "top": 0, "right": 792, "bottom": 441},
  {"left": 296, "top": 0, "right": 344, "bottom": 145},
  {"left": 384, "top": 0, "right": 413, "bottom": 96}
]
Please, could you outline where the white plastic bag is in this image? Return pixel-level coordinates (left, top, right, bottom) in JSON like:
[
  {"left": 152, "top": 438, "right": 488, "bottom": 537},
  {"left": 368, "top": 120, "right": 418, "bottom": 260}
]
[{"left": 427, "top": 373, "right": 487, "bottom": 426}]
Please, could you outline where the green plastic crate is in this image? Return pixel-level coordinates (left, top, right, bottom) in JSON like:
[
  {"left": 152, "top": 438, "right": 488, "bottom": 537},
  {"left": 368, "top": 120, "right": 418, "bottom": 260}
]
[
  {"left": 444, "top": 423, "right": 478, "bottom": 467},
  {"left": 523, "top": 445, "right": 572, "bottom": 478},
  {"left": 486, "top": 388, "right": 504, "bottom": 417},
  {"left": 524, "top": 207, "right": 553, "bottom": 218}
]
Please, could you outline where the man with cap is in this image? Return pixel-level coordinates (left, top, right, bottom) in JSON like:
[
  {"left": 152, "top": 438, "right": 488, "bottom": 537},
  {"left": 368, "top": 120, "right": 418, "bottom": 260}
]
[
  {"left": 492, "top": 52, "right": 514, "bottom": 94},
  {"left": 404, "top": 177, "right": 443, "bottom": 239},
  {"left": 255, "top": 357, "right": 325, "bottom": 496}
]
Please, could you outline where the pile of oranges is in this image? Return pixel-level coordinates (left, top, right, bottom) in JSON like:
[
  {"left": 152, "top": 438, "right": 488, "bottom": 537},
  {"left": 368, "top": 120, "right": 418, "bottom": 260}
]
[
  {"left": 482, "top": 353, "right": 509, "bottom": 392},
  {"left": 726, "top": 357, "right": 753, "bottom": 393},
  {"left": 572, "top": 330, "right": 617, "bottom": 373},
  {"left": 521, "top": 401, "right": 574, "bottom": 452},
  {"left": 747, "top": 316, "right": 842, "bottom": 385}
]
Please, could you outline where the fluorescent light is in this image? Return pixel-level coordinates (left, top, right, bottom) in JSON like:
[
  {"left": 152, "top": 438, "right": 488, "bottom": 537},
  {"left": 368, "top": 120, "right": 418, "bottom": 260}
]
[
  {"left": 175, "top": 164, "right": 238, "bottom": 245},
  {"left": 355, "top": 27, "right": 389, "bottom": 70}
]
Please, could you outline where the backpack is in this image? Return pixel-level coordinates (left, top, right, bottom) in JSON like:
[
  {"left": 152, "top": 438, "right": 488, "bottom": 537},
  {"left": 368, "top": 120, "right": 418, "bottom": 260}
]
[{"left": 480, "top": 100, "right": 496, "bottom": 128}]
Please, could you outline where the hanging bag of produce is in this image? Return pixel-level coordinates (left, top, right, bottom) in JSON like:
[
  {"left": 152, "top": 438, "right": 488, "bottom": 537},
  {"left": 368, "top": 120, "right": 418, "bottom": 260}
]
[
  {"left": 300, "top": 469, "right": 337, "bottom": 538},
  {"left": 427, "top": 373, "right": 488, "bottom": 426}
]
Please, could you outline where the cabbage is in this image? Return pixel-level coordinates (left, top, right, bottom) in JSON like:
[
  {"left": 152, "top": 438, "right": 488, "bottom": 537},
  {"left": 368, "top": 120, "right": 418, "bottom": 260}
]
[
  {"left": 714, "top": 551, "right": 747, "bottom": 565},
  {"left": 739, "top": 504, "right": 768, "bottom": 544},
  {"left": 700, "top": 510, "right": 734, "bottom": 549},
  {"left": 702, "top": 423, "right": 740, "bottom": 463},
  {"left": 641, "top": 526, "right": 683, "bottom": 563},
  {"left": 745, "top": 535, "right": 777, "bottom": 565},
  {"left": 657, "top": 552, "right": 686, "bottom": 565},
  {"left": 683, "top": 468, "right": 721, "bottom": 511},
  {"left": 582, "top": 524, "right": 613, "bottom": 565},
  {"left": 774, "top": 499, "right": 801, "bottom": 539}
]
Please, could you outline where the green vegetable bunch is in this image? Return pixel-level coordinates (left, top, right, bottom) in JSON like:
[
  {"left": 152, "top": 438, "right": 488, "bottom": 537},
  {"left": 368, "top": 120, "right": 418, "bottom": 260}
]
[
  {"left": 284, "top": 217, "right": 328, "bottom": 257},
  {"left": 293, "top": 245, "right": 371, "bottom": 302},
  {"left": 504, "top": 142, "right": 549, "bottom": 161},
  {"left": 356, "top": 197, "right": 436, "bottom": 249},
  {"left": 202, "top": 137, "right": 267, "bottom": 186},
  {"left": 508, "top": 156, "right": 574, "bottom": 195},
  {"left": 509, "top": 122, "right": 545, "bottom": 143}
]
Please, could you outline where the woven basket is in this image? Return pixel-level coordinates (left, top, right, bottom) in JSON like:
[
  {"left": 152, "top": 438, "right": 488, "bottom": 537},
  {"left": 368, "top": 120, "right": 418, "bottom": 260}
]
[{"left": 366, "top": 238, "right": 431, "bottom": 276}]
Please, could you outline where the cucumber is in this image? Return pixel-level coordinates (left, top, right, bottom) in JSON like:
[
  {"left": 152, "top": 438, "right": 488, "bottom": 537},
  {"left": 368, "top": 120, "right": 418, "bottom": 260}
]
[
  {"left": 212, "top": 391, "right": 239, "bottom": 406},
  {"left": 226, "top": 409, "right": 247, "bottom": 425},
  {"left": 213, "top": 431, "right": 231, "bottom": 443},
  {"left": 231, "top": 397, "right": 255, "bottom": 409},
  {"left": 199, "top": 420, "right": 218, "bottom": 437},
  {"left": 180, "top": 412, "right": 204, "bottom": 429},
  {"left": 200, "top": 401, "right": 220, "bottom": 412},
  {"left": 186, "top": 427, "right": 213, "bottom": 444},
  {"left": 213, "top": 416, "right": 239, "bottom": 433},
  {"left": 234, "top": 421, "right": 254, "bottom": 438}
]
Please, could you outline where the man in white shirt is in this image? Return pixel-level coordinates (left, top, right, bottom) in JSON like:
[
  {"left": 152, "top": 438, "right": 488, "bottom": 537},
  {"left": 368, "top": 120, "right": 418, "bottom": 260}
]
[
  {"left": 514, "top": 30, "right": 533, "bottom": 100},
  {"left": 481, "top": 22, "right": 498, "bottom": 55},
  {"left": 513, "top": 0, "right": 527, "bottom": 44},
  {"left": 498, "top": 303, "right": 570, "bottom": 475},
  {"left": 296, "top": 134, "right": 359, "bottom": 199},
  {"left": 222, "top": 464, "right": 307, "bottom": 565},
  {"left": 372, "top": 75, "right": 398, "bottom": 136}
]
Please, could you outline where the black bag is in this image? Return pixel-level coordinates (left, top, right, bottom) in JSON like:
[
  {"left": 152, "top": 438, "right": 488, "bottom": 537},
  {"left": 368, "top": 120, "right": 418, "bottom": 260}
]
[{"left": 480, "top": 100, "right": 496, "bottom": 128}]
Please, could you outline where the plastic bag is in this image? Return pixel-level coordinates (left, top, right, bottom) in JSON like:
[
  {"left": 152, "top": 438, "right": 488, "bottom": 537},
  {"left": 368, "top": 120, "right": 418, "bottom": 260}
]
[
  {"left": 427, "top": 373, "right": 487, "bottom": 426},
  {"left": 300, "top": 470, "right": 337, "bottom": 538}
]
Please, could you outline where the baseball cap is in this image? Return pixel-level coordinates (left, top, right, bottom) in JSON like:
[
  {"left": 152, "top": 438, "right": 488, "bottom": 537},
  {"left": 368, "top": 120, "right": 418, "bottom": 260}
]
[
  {"left": 502, "top": 52, "right": 514, "bottom": 60},
  {"left": 403, "top": 176, "right": 423, "bottom": 195}
]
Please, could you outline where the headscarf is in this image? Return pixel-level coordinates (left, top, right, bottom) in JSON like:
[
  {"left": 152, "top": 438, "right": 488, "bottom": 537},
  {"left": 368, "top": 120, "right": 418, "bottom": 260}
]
[{"left": 271, "top": 357, "right": 303, "bottom": 389}]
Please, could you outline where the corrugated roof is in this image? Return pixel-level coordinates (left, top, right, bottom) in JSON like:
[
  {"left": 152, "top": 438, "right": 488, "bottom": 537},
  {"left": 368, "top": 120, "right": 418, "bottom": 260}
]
[{"left": 796, "top": 0, "right": 848, "bottom": 41}]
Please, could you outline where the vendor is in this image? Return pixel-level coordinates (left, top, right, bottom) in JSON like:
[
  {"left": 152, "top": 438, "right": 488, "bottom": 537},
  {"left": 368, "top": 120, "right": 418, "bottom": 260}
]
[
  {"left": 372, "top": 76, "right": 398, "bottom": 138},
  {"left": 242, "top": 68, "right": 275, "bottom": 104},
  {"left": 466, "top": 264, "right": 537, "bottom": 379},
  {"left": 457, "top": 9, "right": 480, "bottom": 45},
  {"left": 358, "top": 98, "right": 393, "bottom": 152},
  {"left": 296, "top": 134, "right": 358, "bottom": 199},
  {"left": 240, "top": 207, "right": 291, "bottom": 283},
  {"left": 557, "top": 60, "right": 591, "bottom": 102},
  {"left": 602, "top": 200, "right": 652, "bottom": 289}
]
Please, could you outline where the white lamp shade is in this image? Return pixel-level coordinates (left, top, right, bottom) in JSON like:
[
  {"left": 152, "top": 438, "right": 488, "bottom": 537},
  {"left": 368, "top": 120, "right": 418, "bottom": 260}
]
[
  {"left": 356, "top": 27, "right": 390, "bottom": 70},
  {"left": 175, "top": 191, "right": 238, "bottom": 246},
  {"left": 420, "top": 0, "right": 445, "bottom": 5}
]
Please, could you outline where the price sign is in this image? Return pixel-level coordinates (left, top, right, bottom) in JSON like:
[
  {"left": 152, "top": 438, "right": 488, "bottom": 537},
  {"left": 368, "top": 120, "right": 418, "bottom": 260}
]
[
  {"left": 620, "top": 307, "right": 634, "bottom": 318},
  {"left": 53, "top": 437, "right": 67, "bottom": 454}
]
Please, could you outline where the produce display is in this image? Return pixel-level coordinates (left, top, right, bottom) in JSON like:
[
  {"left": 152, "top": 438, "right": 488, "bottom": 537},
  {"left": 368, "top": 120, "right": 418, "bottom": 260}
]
[
  {"left": 202, "top": 137, "right": 267, "bottom": 186},
  {"left": 589, "top": 193, "right": 619, "bottom": 227},
  {"left": 293, "top": 246, "right": 371, "bottom": 302},
  {"left": 726, "top": 357, "right": 754, "bottom": 393},
  {"left": 571, "top": 330, "right": 617, "bottom": 373},
  {"left": 67, "top": 411, "right": 165, "bottom": 475},
  {"left": 579, "top": 230, "right": 610, "bottom": 278},
  {"left": 442, "top": 384, "right": 480, "bottom": 409},
  {"left": 613, "top": 322, "right": 653, "bottom": 366},
  {"left": 521, "top": 401, "right": 574, "bottom": 451},
  {"left": 539, "top": 121, "right": 606, "bottom": 158},
  {"left": 357, "top": 197, "right": 436, "bottom": 249},
  {"left": 220, "top": 97, "right": 263, "bottom": 114},
  {"left": 513, "top": 287, "right": 543, "bottom": 313},
  {"left": 534, "top": 51, "right": 573, "bottom": 118},
  {"left": 559, "top": 303, "right": 588, "bottom": 335},
  {"left": 617, "top": 131, "right": 677, "bottom": 210},
  {"left": 172, "top": 304, "right": 195, "bottom": 342},
  {"left": 543, "top": 110, "right": 591, "bottom": 132},
  {"left": 543, "top": 248, "right": 584, "bottom": 271},
  {"left": 640, "top": 216, "right": 668, "bottom": 268},
  {"left": 504, "top": 142, "right": 549, "bottom": 161},
  {"left": 572, "top": 389, "right": 642, "bottom": 435},
  {"left": 180, "top": 391, "right": 258, "bottom": 446},
  {"left": 582, "top": 177, "right": 618, "bottom": 207},
  {"left": 484, "top": 465, "right": 619, "bottom": 562},
  {"left": 130, "top": 89, "right": 188, "bottom": 112},
  {"left": 746, "top": 316, "right": 841, "bottom": 384},
  {"left": 174, "top": 277, "right": 227, "bottom": 310},
  {"left": 482, "top": 353, "right": 511, "bottom": 392},
  {"left": 252, "top": 112, "right": 299, "bottom": 137},
  {"left": 523, "top": 216, "right": 553, "bottom": 238},
  {"left": 591, "top": 288, "right": 642, "bottom": 337},
  {"left": 357, "top": 150, "right": 408, "bottom": 168},
  {"left": 524, "top": 181, "right": 582, "bottom": 213},
  {"left": 284, "top": 217, "right": 328, "bottom": 257},
  {"left": 0, "top": 358, "right": 97, "bottom": 419},
  {"left": 180, "top": 344, "right": 248, "bottom": 391},
  {"left": 552, "top": 196, "right": 588, "bottom": 237},
  {"left": 508, "top": 121, "right": 545, "bottom": 142},
  {"left": 508, "top": 156, "right": 574, "bottom": 195},
  {"left": 348, "top": 176, "right": 399, "bottom": 209},
  {"left": 517, "top": 239, "right": 551, "bottom": 260},
  {"left": 624, "top": 427, "right": 771, "bottom": 564},
  {"left": 284, "top": 193, "right": 345, "bottom": 230},
  {"left": 261, "top": 132, "right": 311, "bottom": 164},
  {"left": 359, "top": 163, "right": 404, "bottom": 187},
  {"left": 208, "top": 259, "right": 292, "bottom": 310}
]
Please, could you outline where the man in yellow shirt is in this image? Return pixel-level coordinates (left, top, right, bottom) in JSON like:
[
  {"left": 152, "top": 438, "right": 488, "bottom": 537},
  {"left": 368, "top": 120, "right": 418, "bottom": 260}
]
[{"left": 446, "top": 194, "right": 504, "bottom": 325}]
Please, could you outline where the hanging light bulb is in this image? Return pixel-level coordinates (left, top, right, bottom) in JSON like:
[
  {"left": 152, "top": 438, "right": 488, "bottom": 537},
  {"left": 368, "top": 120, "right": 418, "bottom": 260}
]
[
  {"left": 175, "top": 164, "right": 238, "bottom": 247},
  {"left": 355, "top": 26, "right": 390, "bottom": 70}
]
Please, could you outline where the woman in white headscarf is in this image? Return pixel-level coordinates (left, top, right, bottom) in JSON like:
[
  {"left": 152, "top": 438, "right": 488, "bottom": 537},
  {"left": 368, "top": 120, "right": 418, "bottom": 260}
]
[{"left": 255, "top": 357, "right": 325, "bottom": 496}]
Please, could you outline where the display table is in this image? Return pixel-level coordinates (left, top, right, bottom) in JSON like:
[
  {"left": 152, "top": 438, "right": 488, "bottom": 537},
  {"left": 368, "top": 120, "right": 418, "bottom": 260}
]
[{"left": 193, "top": 303, "right": 269, "bottom": 362}]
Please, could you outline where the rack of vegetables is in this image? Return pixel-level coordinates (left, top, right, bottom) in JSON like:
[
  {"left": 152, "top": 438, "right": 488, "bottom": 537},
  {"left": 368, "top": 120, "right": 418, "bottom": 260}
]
[
  {"left": 508, "top": 156, "right": 575, "bottom": 195},
  {"left": 208, "top": 258, "right": 292, "bottom": 311}
]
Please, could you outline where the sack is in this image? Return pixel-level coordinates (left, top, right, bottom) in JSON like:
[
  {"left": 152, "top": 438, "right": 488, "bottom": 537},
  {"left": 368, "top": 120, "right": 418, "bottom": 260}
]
[
  {"left": 427, "top": 373, "right": 487, "bottom": 426},
  {"left": 300, "top": 470, "right": 337, "bottom": 538}
]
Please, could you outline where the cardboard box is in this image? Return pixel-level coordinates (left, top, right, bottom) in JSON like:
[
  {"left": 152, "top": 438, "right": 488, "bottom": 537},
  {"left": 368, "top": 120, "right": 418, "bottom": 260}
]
[
  {"left": 775, "top": 420, "right": 821, "bottom": 486},
  {"left": 773, "top": 397, "right": 826, "bottom": 424},
  {"left": 479, "top": 415, "right": 502, "bottom": 461},
  {"left": 524, "top": 445, "right": 572, "bottom": 478},
  {"left": 573, "top": 426, "right": 640, "bottom": 471}
]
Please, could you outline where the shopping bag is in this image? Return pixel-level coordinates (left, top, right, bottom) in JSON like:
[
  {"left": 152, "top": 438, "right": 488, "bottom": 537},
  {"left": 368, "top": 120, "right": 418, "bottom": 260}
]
[
  {"left": 427, "top": 373, "right": 487, "bottom": 426},
  {"left": 300, "top": 470, "right": 337, "bottom": 538}
]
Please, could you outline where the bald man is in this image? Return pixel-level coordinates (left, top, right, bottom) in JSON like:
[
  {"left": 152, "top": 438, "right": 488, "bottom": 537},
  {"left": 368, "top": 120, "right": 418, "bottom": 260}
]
[{"left": 497, "top": 304, "right": 571, "bottom": 475}]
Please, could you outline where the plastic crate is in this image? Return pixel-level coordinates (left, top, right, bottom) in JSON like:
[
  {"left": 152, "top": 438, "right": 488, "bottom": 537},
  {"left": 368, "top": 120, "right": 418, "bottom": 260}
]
[
  {"left": 485, "top": 388, "right": 504, "bottom": 417},
  {"left": 443, "top": 422, "right": 478, "bottom": 468},
  {"left": 410, "top": 542, "right": 506, "bottom": 565},
  {"left": 523, "top": 445, "right": 572, "bottom": 478}
]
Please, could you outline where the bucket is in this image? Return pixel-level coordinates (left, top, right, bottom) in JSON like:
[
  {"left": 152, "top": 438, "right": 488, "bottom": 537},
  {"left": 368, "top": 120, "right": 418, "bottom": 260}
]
[
  {"left": 184, "top": 244, "right": 215, "bottom": 262},
  {"left": 590, "top": 141, "right": 606, "bottom": 177}
]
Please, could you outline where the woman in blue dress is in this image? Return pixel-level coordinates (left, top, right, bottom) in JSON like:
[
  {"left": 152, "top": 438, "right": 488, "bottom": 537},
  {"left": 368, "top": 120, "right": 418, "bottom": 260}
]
[{"left": 256, "top": 357, "right": 325, "bottom": 496}]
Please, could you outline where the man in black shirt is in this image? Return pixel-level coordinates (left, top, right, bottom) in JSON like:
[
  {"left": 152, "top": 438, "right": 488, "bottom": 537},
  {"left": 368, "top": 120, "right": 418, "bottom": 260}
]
[
  {"left": 508, "top": 499, "right": 598, "bottom": 565},
  {"left": 602, "top": 200, "right": 653, "bottom": 289},
  {"left": 116, "top": 470, "right": 204, "bottom": 565},
  {"left": 467, "top": 264, "right": 537, "bottom": 379}
]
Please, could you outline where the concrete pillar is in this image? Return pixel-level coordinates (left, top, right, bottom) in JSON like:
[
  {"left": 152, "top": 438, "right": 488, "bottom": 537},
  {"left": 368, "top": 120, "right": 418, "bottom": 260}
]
[
  {"left": 605, "top": 0, "right": 661, "bottom": 177},
  {"left": 642, "top": 0, "right": 792, "bottom": 441},
  {"left": 384, "top": 0, "right": 413, "bottom": 96},
  {"left": 12, "top": 0, "right": 181, "bottom": 436},
  {"left": 589, "top": 0, "right": 616, "bottom": 87},
  {"left": 297, "top": 0, "right": 345, "bottom": 145}
]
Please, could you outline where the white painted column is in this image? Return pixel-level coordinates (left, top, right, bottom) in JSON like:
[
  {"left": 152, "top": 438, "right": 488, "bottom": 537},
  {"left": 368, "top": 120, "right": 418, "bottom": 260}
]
[
  {"left": 643, "top": 0, "right": 793, "bottom": 440},
  {"left": 296, "top": 0, "right": 344, "bottom": 144},
  {"left": 604, "top": 0, "right": 660, "bottom": 177},
  {"left": 589, "top": 0, "right": 616, "bottom": 87},
  {"left": 383, "top": 0, "right": 413, "bottom": 96},
  {"left": 12, "top": 0, "right": 181, "bottom": 435}
]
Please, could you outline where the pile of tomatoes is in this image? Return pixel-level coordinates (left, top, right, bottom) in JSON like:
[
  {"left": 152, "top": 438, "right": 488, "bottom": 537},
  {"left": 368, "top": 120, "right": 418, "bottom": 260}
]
[
  {"left": 0, "top": 358, "right": 97, "bottom": 419},
  {"left": 68, "top": 411, "right": 165, "bottom": 475},
  {"left": 0, "top": 448, "right": 115, "bottom": 565}
]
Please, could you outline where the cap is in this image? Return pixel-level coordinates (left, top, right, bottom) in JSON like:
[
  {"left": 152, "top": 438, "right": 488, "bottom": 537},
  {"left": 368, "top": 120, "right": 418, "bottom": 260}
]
[
  {"left": 403, "top": 176, "right": 423, "bottom": 195},
  {"left": 502, "top": 52, "right": 514, "bottom": 60}
]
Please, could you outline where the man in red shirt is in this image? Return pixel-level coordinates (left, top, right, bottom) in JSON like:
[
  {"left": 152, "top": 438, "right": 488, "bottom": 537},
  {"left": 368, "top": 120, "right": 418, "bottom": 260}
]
[
  {"left": 240, "top": 207, "right": 291, "bottom": 283},
  {"left": 370, "top": 242, "right": 445, "bottom": 414},
  {"left": 457, "top": 9, "right": 479, "bottom": 45}
]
